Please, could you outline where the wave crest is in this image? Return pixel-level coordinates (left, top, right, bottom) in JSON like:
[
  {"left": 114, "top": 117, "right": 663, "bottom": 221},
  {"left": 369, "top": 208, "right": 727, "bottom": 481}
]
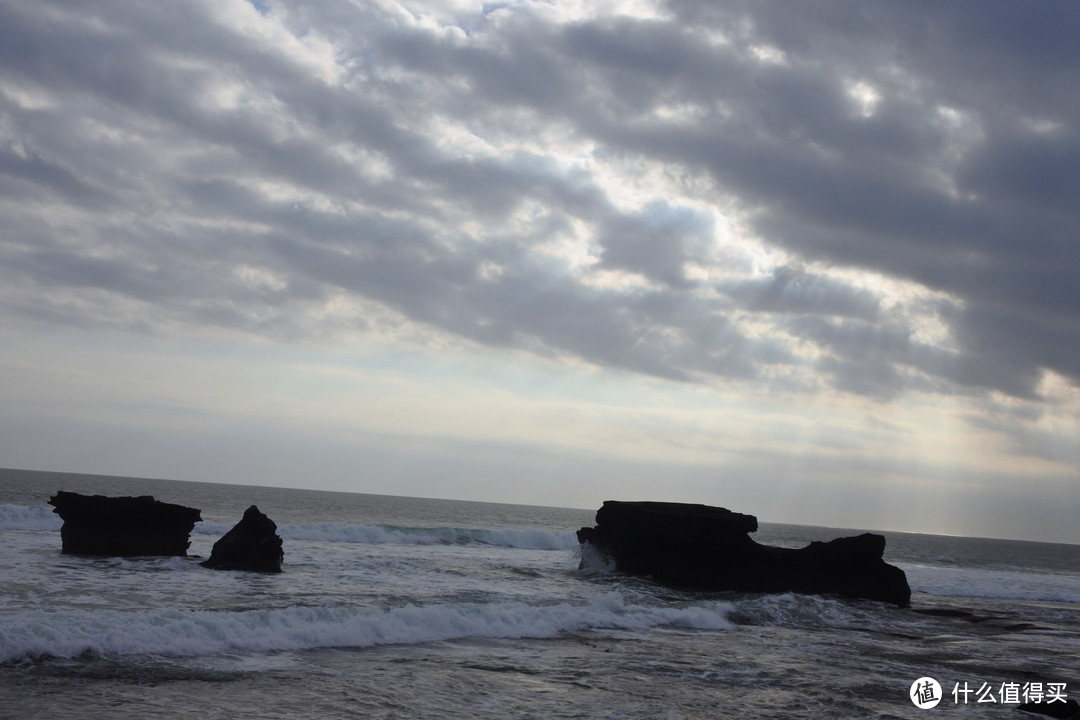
[
  {"left": 195, "top": 521, "right": 580, "bottom": 551},
  {"left": 0, "top": 594, "right": 733, "bottom": 662},
  {"left": 0, "top": 505, "right": 62, "bottom": 532},
  {"left": 0, "top": 506, "right": 580, "bottom": 552},
  {"left": 903, "top": 564, "right": 1080, "bottom": 604}
]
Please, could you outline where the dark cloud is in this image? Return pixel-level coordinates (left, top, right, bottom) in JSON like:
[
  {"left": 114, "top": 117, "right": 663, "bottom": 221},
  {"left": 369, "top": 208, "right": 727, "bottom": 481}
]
[
  {"left": 720, "top": 267, "right": 880, "bottom": 320},
  {"left": 596, "top": 202, "right": 712, "bottom": 287},
  {"left": 0, "top": 144, "right": 114, "bottom": 209},
  {"left": 1, "top": 0, "right": 1077, "bottom": 404}
]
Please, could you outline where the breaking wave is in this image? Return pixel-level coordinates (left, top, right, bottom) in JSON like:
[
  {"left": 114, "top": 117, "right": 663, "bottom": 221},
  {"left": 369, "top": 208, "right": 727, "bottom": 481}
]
[
  {"left": 0, "top": 593, "right": 734, "bottom": 662},
  {"left": 0, "top": 505, "right": 62, "bottom": 532},
  {"left": 903, "top": 563, "right": 1080, "bottom": 604},
  {"left": 195, "top": 521, "right": 580, "bottom": 551}
]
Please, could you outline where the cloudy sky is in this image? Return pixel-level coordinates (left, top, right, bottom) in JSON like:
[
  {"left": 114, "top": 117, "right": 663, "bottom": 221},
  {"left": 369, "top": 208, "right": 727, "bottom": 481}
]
[{"left": 2, "top": 0, "right": 1078, "bottom": 542}]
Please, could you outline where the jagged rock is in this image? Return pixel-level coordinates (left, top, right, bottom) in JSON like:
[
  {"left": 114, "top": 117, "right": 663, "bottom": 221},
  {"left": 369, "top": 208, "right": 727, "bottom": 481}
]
[
  {"left": 577, "top": 500, "right": 911, "bottom": 606},
  {"left": 48, "top": 490, "right": 202, "bottom": 557},
  {"left": 201, "top": 505, "right": 283, "bottom": 573}
]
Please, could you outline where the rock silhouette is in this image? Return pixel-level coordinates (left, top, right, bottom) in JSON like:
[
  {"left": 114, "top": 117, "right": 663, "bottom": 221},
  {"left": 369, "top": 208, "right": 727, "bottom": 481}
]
[
  {"left": 48, "top": 490, "right": 202, "bottom": 557},
  {"left": 577, "top": 500, "right": 910, "bottom": 606},
  {"left": 201, "top": 505, "right": 283, "bottom": 573}
]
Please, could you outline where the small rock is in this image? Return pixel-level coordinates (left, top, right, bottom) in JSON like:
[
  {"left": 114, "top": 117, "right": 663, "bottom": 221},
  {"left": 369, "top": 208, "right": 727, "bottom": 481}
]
[{"left": 201, "top": 505, "right": 283, "bottom": 572}]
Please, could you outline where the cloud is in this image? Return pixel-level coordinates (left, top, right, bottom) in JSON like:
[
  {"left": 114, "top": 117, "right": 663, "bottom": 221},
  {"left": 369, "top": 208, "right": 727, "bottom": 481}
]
[
  {"left": 720, "top": 266, "right": 881, "bottom": 320},
  {"left": 596, "top": 202, "right": 713, "bottom": 288},
  {"left": 0, "top": 0, "right": 1077, "bottom": 409}
]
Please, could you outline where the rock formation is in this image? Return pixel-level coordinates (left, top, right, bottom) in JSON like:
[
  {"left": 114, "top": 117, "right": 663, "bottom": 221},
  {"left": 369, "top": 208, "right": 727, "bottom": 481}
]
[
  {"left": 577, "top": 500, "right": 911, "bottom": 606},
  {"left": 201, "top": 505, "right": 283, "bottom": 572},
  {"left": 48, "top": 490, "right": 202, "bottom": 557}
]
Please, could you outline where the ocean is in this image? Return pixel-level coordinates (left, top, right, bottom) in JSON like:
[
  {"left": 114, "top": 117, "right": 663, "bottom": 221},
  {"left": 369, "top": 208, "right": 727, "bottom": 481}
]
[{"left": 1, "top": 468, "right": 1077, "bottom": 719}]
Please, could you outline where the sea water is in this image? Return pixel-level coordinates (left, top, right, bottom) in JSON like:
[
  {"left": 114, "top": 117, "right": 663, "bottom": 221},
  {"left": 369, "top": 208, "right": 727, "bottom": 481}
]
[{"left": 1, "top": 468, "right": 1078, "bottom": 719}]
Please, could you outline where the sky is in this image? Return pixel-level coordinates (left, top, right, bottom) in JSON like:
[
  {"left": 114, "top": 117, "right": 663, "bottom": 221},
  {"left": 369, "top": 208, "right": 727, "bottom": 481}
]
[{"left": 1, "top": 0, "right": 1078, "bottom": 543}]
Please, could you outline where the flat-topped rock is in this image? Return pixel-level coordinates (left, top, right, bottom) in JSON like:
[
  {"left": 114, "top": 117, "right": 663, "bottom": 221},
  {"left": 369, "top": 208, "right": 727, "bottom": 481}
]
[
  {"left": 48, "top": 490, "right": 202, "bottom": 557},
  {"left": 577, "top": 500, "right": 910, "bottom": 606},
  {"left": 591, "top": 500, "right": 758, "bottom": 537}
]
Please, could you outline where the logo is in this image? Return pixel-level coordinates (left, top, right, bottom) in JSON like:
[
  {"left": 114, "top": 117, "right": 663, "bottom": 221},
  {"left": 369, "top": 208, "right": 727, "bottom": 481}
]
[{"left": 911, "top": 677, "right": 943, "bottom": 709}]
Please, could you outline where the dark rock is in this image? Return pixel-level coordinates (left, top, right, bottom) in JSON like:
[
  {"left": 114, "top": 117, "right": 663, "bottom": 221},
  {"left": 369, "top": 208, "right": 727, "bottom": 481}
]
[
  {"left": 1018, "top": 699, "right": 1080, "bottom": 719},
  {"left": 577, "top": 500, "right": 911, "bottom": 606},
  {"left": 48, "top": 490, "right": 202, "bottom": 557},
  {"left": 201, "top": 505, "right": 283, "bottom": 573}
]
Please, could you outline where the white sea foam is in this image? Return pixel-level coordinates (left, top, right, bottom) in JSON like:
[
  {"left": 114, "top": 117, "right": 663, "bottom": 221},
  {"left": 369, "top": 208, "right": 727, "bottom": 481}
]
[
  {"left": 0, "top": 593, "right": 734, "bottom": 662},
  {"left": 903, "top": 563, "right": 1080, "bottom": 604},
  {"left": 193, "top": 521, "right": 580, "bottom": 551},
  {"left": 0, "top": 505, "right": 62, "bottom": 532},
  {"left": 576, "top": 541, "right": 616, "bottom": 576},
  {"left": 193, "top": 522, "right": 235, "bottom": 536}
]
